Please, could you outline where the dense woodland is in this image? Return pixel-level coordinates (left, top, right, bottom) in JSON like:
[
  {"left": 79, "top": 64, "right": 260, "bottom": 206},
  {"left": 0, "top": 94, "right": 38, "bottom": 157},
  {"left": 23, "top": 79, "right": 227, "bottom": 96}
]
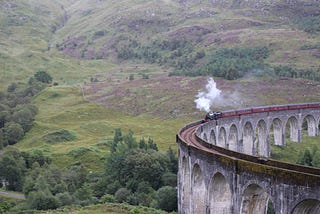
[
  {"left": 0, "top": 71, "right": 52, "bottom": 150},
  {"left": 1, "top": 126, "right": 178, "bottom": 212}
]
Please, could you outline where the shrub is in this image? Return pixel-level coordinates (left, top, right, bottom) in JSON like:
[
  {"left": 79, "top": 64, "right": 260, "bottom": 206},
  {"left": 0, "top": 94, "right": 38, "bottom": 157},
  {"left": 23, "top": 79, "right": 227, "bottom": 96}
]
[
  {"left": 100, "top": 194, "right": 115, "bottom": 203},
  {"left": 43, "top": 129, "right": 76, "bottom": 143},
  {"left": 55, "top": 192, "right": 74, "bottom": 206},
  {"left": 34, "top": 71, "right": 52, "bottom": 84},
  {"left": 27, "top": 191, "right": 60, "bottom": 210},
  {"left": 68, "top": 147, "right": 91, "bottom": 158},
  {"left": 296, "top": 16, "right": 320, "bottom": 34},
  {"left": 155, "top": 186, "right": 177, "bottom": 212},
  {"left": 4, "top": 122, "right": 24, "bottom": 145},
  {"left": 73, "top": 183, "right": 93, "bottom": 202},
  {"left": 115, "top": 188, "right": 131, "bottom": 203},
  {"left": 170, "top": 46, "right": 270, "bottom": 80},
  {"left": 7, "top": 83, "right": 18, "bottom": 93}
]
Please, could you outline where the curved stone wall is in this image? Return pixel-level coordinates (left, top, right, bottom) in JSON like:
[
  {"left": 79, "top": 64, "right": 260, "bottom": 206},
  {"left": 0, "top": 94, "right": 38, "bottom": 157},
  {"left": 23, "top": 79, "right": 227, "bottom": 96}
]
[
  {"left": 177, "top": 103, "right": 320, "bottom": 214},
  {"left": 198, "top": 103, "right": 320, "bottom": 157}
]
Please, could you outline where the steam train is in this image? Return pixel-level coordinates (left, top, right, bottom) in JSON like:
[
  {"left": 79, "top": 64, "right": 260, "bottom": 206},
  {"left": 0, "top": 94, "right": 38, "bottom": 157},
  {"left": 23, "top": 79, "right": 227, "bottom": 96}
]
[
  {"left": 202, "top": 112, "right": 222, "bottom": 123},
  {"left": 202, "top": 103, "right": 320, "bottom": 123}
]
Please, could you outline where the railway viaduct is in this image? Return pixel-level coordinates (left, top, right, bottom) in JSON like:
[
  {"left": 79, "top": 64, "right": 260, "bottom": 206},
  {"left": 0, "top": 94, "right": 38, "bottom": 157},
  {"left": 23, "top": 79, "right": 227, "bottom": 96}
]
[{"left": 177, "top": 103, "right": 320, "bottom": 214}]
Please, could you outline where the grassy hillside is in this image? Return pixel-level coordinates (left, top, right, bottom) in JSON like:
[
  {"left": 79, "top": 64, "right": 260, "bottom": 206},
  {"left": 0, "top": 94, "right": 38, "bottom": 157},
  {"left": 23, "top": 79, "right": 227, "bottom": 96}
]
[
  {"left": 17, "top": 85, "right": 189, "bottom": 171},
  {"left": 1, "top": 0, "right": 319, "bottom": 89},
  {"left": 0, "top": 0, "right": 318, "bottom": 171},
  {"left": 33, "top": 203, "right": 173, "bottom": 214},
  {"left": 0, "top": 0, "right": 319, "bottom": 213}
]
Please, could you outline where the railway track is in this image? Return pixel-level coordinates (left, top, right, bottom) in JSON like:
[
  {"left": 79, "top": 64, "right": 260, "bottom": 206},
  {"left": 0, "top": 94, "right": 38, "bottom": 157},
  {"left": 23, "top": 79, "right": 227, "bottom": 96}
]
[
  {"left": 178, "top": 122, "right": 227, "bottom": 156},
  {"left": 178, "top": 122, "right": 320, "bottom": 178}
]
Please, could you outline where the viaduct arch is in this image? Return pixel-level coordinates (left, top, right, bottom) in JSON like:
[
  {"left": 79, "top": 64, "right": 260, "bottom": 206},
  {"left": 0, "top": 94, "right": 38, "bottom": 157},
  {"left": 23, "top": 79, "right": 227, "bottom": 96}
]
[{"left": 177, "top": 103, "right": 320, "bottom": 214}]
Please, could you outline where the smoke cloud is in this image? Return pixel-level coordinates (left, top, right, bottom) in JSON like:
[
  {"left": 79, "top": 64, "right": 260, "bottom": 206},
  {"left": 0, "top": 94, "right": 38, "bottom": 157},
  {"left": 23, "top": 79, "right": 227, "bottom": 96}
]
[{"left": 194, "top": 77, "right": 221, "bottom": 112}]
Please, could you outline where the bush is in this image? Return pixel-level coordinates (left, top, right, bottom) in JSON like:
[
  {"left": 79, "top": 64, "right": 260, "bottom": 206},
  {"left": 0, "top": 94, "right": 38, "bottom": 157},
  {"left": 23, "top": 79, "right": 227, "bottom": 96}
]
[
  {"left": 68, "top": 147, "right": 91, "bottom": 158},
  {"left": 273, "top": 65, "right": 320, "bottom": 81},
  {"left": 296, "top": 16, "right": 320, "bottom": 34},
  {"left": 155, "top": 186, "right": 177, "bottom": 212},
  {"left": 161, "top": 172, "right": 177, "bottom": 187},
  {"left": 115, "top": 188, "right": 131, "bottom": 203},
  {"left": 4, "top": 122, "right": 24, "bottom": 145},
  {"left": 34, "top": 71, "right": 52, "bottom": 84},
  {"left": 7, "top": 83, "right": 18, "bottom": 93},
  {"left": 43, "top": 129, "right": 77, "bottom": 143},
  {"left": 170, "top": 46, "right": 270, "bottom": 80},
  {"left": 27, "top": 191, "right": 60, "bottom": 210},
  {"left": 73, "top": 183, "right": 93, "bottom": 202},
  {"left": 100, "top": 194, "right": 116, "bottom": 203},
  {"left": 0, "top": 201, "right": 15, "bottom": 213},
  {"left": 55, "top": 192, "right": 74, "bottom": 206}
]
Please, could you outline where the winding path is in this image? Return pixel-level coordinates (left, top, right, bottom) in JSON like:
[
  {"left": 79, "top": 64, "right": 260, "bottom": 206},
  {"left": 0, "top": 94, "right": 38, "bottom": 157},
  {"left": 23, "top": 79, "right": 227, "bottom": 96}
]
[{"left": 0, "top": 191, "right": 25, "bottom": 200}]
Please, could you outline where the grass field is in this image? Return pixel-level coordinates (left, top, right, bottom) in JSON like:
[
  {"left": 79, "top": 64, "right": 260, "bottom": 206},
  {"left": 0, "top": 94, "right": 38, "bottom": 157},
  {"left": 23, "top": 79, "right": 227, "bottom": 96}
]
[
  {"left": 16, "top": 85, "right": 190, "bottom": 172},
  {"left": 271, "top": 134, "right": 320, "bottom": 164},
  {"left": 33, "top": 203, "right": 174, "bottom": 214}
]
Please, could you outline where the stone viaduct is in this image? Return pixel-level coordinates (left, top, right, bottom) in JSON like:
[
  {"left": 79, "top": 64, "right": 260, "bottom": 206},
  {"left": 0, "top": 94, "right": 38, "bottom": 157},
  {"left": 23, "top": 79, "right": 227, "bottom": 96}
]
[{"left": 177, "top": 103, "right": 320, "bottom": 214}]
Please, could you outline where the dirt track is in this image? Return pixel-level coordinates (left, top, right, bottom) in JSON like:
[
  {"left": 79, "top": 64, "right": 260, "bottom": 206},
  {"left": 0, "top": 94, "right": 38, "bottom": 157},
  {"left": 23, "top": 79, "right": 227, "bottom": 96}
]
[{"left": 0, "top": 191, "right": 25, "bottom": 199}]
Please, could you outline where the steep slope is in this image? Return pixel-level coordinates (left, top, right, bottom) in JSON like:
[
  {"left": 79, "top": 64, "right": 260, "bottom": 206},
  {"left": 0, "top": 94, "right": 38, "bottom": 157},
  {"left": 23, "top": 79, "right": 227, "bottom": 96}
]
[
  {"left": 0, "top": 0, "right": 65, "bottom": 85},
  {"left": 0, "top": 0, "right": 112, "bottom": 90},
  {"left": 52, "top": 0, "right": 320, "bottom": 68},
  {"left": 1, "top": 0, "right": 319, "bottom": 90}
]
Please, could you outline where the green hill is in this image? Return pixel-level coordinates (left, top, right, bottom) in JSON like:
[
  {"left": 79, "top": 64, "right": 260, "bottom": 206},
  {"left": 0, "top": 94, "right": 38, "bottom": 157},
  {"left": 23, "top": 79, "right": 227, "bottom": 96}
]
[
  {"left": 0, "top": 0, "right": 319, "bottom": 176},
  {"left": 1, "top": 0, "right": 319, "bottom": 90},
  {"left": 0, "top": 0, "right": 319, "bottom": 213},
  {"left": 0, "top": 0, "right": 318, "bottom": 170}
]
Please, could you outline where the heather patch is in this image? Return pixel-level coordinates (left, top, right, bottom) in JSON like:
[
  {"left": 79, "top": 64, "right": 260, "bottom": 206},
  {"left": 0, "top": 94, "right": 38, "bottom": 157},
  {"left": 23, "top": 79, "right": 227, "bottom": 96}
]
[
  {"left": 168, "top": 25, "right": 212, "bottom": 41},
  {"left": 203, "top": 30, "right": 243, "bottom": 46}
]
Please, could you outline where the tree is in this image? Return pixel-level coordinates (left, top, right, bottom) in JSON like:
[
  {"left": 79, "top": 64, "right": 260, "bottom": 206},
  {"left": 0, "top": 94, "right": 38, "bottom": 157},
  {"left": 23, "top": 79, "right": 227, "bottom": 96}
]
[
  {"left": 139, "top": 138, "right": 147, "bottom": 150},
  {"left": 73, "top": 183, "right": 93, "bottom": 203},
  {"left": 11, "top": 107, "right": 35, "bottom": 132},
  {"left": 34, "top": 71, "right": 52, "bottom": 84},
  {"left": 55, "top": 192, "right": 74, "bottom": 206},
  {"left": 111, "top": 128, "right": 122, "bottom": 153},
  {"left": 123, "top": 150, "right": 169, "bottom": 190},
  {"left": 115, "top": 188, "right": 131, "bottom": 203},
  {"left": 62, "top": 165, "right": 88, "bottom": 191},
  {"left": 166, "top": 147, "right": 178, "bottom": 173},
  {"left": 123, "top": 130, "right": 137, "bottom": 149},
  {"left": 0, "top": 129, "right": 7, "bottom": 149},
  {"left": 22, "top": 150, "right": 51, "bottom": 168},
  {"left": 297, "top": 149, "right": 313, "bottom": 166},
  {"left": 0, "top": 151, "right": 26, "bottom": 191},
  {"left": 161, "top": 172, "right": 177, "bottom": 187},
  {"left": 4, "top": 122, "right": 24, "bottom": 145},
  {"left": 0, "top": 111, "right": 10, "bottom": 128},
  {"left": 155, "top": 186, "right": 177, "bottom": 211},
  {"left": 312, "top": 151, "right": 320, "bottom": 167},
  {"left": 7, "top": 83, "right": 18, "bottom": 93},
  {"left": 148, "top": 138, "right": 158, "bottom": 151},
  {"left": 27, "top": 191, "right": 59, "bottom": 210}
]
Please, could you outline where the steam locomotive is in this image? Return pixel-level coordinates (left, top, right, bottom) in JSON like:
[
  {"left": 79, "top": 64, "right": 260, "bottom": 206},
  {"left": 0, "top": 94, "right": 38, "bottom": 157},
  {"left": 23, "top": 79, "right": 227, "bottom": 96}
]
[
  {"left": 202, "top": 112, "right": 222, "bottom": 123},
  {"left": 202, "top": 103, "right": 320, "bottom": 123}
]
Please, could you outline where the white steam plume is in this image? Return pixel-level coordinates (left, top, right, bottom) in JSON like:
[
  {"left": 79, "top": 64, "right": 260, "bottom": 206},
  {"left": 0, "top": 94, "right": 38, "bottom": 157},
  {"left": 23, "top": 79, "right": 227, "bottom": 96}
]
[{"left": 194, "top": 77, "right": 221, "bottom": 112}]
